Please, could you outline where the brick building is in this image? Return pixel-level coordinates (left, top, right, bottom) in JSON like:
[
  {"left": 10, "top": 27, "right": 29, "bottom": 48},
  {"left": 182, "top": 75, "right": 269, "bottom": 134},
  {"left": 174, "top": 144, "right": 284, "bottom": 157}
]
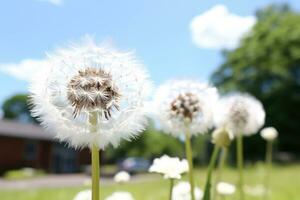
[{"left": 0, "top": 120, "right": 91, "bottom": 174}]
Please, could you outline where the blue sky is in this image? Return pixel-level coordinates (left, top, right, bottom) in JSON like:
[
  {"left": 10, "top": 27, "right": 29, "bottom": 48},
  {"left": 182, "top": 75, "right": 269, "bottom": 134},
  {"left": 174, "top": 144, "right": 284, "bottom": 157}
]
[{"left": 0, "top": 0, "right": 299, "bottom": 110}]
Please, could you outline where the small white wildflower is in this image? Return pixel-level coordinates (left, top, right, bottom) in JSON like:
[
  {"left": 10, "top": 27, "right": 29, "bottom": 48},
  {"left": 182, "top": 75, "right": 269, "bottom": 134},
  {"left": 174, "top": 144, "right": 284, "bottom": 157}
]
[
  {"left": 212, "top": 127, "right": 234, "bottom": 148},
  {"left": 216, "top": 182, "right": 236, "bottom": 196},
  {"left": 73, "top": 190, "right": 91, "bottom": 200},
  {"left": 114, "top": 171, "right": 131, "bottom": 183},
  {"left": 105, "top": 192, "right": 135, "bottom": 200},
  {"left": 214, "top": 93, "right": 265, "bottom": 136},
  {"left": 153, "top": 80, "right": 218, "bottom": 137},
  {"left": 172, "top": 181, "right": 203, "bottom": 200},
  {"left": 149, "top": 155, "right": 189, "bottom": 179},
  {"left": 260, "top": 127, "right": 278, "bottom": 141},
  {"left": 30, "top": 39, "right": 151, "bottom": 149}
]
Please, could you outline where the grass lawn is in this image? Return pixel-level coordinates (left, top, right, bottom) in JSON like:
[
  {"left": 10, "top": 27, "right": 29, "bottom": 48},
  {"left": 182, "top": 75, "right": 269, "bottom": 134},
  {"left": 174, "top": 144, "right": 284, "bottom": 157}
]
[{"left": 0, "top": 164, "right": 299, "bottom": 200}]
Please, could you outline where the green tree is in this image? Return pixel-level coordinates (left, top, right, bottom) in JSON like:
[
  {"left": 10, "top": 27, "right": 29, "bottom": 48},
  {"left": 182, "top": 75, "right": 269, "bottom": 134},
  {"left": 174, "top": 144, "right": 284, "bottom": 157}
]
[
  {"left": 211, "top": 5, "right": 300, "bottom": 157},
  {"left": 2, "top": 94, "right": 36, "bottom": 123}
]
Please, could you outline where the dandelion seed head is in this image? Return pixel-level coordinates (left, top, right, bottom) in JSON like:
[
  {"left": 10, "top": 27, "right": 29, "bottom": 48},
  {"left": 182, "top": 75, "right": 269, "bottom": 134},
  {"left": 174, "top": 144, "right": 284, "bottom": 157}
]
[
  {"left": 67, "top": 67, "right": 121, "bottom": 119},
  {"left": 30, "top": 39, "right": 151, "bottom": 150},
  {"left": 153, "top": 80, "right": 218, "bottom": 136},
  {"left": 260, "top": 127, "right": 278, "bottom": 141},
  {"left": 214, "top": 93, "right": 265, "bottom": 136},
  {"left": 170, "top": 92, "right": 201, "bottom": 122}
]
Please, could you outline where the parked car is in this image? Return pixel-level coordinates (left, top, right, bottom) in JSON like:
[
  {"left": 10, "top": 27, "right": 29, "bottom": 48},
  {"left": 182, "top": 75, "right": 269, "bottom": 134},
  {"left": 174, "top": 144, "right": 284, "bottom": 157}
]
[{"left": 118, "top": 157, "right": 151, "bottom": 174}]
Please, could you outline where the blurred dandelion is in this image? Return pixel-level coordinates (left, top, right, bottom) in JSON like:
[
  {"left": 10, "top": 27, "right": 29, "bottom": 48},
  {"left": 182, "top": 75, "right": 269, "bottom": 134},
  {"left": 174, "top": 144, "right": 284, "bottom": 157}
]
[
  {"left": 114, "top": 171, "right": 131, "bottom": 183},
  {"left": 149, "top": 155, "right": 188, "bottom": 200},
  {"left": 30, "top": 39, "right": 151, "bottom": 200},
  {"left": 154, "top": 80, "right": 218, "bottom": 200},
  {"left": 105, "top": 192, "right": 135, "bottom": 200},
  {"left": 261, "top": 127, "right": 278, "bottom": 200},
  {"left": 172, "top": 181, "right": 203, "bottom": 200},
  {"left": 261, "top": 127, "right": 278, "bottom": 141},
  {"left": 214, "top": 93, "right": 265, "bottom": 200},
  {"left": 216, "top": 182, "right": 236, "bottom": 197}
]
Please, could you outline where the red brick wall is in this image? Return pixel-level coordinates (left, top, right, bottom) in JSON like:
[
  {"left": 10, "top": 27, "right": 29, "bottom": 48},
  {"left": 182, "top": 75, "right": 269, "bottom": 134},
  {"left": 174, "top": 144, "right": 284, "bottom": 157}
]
[
  {"left": 37, "top": 141, "right": 52, "bottom": 170},
  {"left": 0, "top": 136, "right": 25, "bottom": 169}
]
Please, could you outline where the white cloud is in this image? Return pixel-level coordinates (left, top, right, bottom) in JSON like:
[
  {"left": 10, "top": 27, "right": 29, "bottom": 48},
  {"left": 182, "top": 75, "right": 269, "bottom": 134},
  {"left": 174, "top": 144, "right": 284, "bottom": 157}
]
[
  {"left": 0, "top": 59, "right": 49, "bottom": 82},
  {"left": 37, "top": 0, "right": 64, "bottom": 6},
  {"left": 190, "top": 4, "right": 256, "bottom": 49}
]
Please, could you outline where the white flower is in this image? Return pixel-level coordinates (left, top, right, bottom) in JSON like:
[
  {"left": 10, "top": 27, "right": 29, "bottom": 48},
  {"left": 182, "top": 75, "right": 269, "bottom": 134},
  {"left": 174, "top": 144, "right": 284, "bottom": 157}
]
[
  {"left": 172, "top": 181, "right": 203, "bottom": 200},
  {"left": 153, "top": 80, "right": 218, "bottom": 137},
  {"left": 260, "top": 127, "right": 278, "bottom": 141},
  {"left": 30, "top": 39, "right": 151, "bottom": 149},
  {"left": 73, "top": 190, "right": 91, "bottom": 200},
  {"left": 105, "top": 192, "right": 135, "bottom": 200},
  {"left": 114, "top": 171, "right": 131, "bottom": 183},
  {"left": 216, "top": 182, "right": 236, "bottom": 196},
  {"left": 149, "top": 155, "right": 189, "bottom": 179},
  {"left": 212, "top": 127, "right": 234, "bottom": 148},
  {"left": 214, "top": 93, "right": 265, "bottom": 136}
]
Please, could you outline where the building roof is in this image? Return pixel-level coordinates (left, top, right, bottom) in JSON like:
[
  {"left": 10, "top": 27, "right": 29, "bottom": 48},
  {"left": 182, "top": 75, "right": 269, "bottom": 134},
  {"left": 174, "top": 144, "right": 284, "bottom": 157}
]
[{"left": 0, "top": 120, "right": 55, "bottom": 141}]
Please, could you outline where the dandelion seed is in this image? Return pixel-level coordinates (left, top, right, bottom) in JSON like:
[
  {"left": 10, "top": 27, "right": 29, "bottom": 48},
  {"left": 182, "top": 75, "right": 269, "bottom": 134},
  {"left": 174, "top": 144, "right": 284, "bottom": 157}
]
[{"left": 30, "top": 39, "right": 151, "bottom": 150}]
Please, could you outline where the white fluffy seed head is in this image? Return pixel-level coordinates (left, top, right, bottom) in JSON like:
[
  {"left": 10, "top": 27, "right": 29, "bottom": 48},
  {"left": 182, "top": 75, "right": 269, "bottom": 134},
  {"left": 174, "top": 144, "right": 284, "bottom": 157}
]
[
  {"left": 30, "top": 39, "right": 152, "bottom": 150},
  {"left": 214, "top": 93, "right": 265, "bottom": 136},
  {"left": 260, "top": 127, "right": 278, "bottom": 141},
  {"left": 153, "top": 80, "right": 218, "bottom": 137}
]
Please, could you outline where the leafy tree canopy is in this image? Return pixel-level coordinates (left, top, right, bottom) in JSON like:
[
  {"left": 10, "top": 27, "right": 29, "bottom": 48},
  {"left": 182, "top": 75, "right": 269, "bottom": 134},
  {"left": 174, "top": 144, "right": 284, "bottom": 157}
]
[
  {"left": 2, "top": 94, "right": 36, "bottom": 123},
  {"left": 211, "top": 4, "right": 300, "bottom": 155}
]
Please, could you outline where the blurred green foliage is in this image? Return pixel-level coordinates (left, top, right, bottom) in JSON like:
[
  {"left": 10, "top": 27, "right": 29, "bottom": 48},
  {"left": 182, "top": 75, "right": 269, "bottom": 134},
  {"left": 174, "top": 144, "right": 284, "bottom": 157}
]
[
  {"left": 3, "top": 168, "right": 45, "bottom": 180},
  {"left": 2, "top": 94, "right": 37, "bottom": 123},
  {"left": 211, "top": 4, "right": 300, "bottom": 157},
  {"left": 105, "top": 121, "right": 209, "bottom": 164}
]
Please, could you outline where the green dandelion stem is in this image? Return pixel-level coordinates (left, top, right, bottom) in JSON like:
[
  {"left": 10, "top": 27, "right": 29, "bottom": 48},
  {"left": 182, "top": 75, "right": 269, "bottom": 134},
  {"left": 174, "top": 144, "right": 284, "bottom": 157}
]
[
  {"left": 264, "top": 140, "right": 273, "bottom": 200},
  {"left": 90, "top": 112, "right": 100, "bottom": 200},
  {"left": 237, "top": 133, "right": 244, "bottom": 200},
  {"left": 214, "top": 147, "right": 228, "bottom": 200},
  {"left": 184, "top": 129, "right": 195, "bottom": 200},
  {"left": 203, "top": 145, "right": 220, "bottom": 200},
  {"left": 169, "top": 178, "right": 174, "bottom": 200}
]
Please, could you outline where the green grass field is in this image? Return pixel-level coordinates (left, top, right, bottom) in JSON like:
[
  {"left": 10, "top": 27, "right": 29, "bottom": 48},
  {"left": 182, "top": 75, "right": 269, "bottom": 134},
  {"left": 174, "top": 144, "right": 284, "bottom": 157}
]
[{"left": 0, "top": 164, "right": 299, "bottom": 200}]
